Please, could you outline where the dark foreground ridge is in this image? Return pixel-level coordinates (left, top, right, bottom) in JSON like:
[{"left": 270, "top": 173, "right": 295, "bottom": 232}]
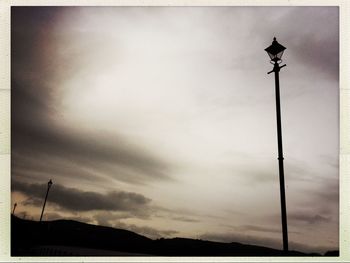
[{"left": 11, "top": 215, "right": 337, "bottom": 257}]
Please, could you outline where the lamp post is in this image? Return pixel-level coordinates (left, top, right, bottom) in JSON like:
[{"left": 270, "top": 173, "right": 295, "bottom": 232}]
[
  {"left": 12, "top": 203, "right": 17, "bottom": 215},
  {"left": 40, "top": 179, "right": 53, "bottom": 222},
  {"left": 265, "top": 37, "right": 288, "bottom": 253}
]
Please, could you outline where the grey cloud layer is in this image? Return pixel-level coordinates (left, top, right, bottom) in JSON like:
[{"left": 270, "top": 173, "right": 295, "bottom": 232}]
[
  {"left": 12, "top": 116, "right": 171, "bottom": 184},
  {"left": 13, "top": 180, "right": 151, "bottom": 212},
  {"left": 288, "top": 213, "right": 330, "bottom": 225},
  {"left": 12, "top": 76, "right": 171, "bottom": 184},
  {"left": 12, "top": 7, "right": 171, "bottom": 186},
  {"left": 285, "top": 7, "right": 339, "bottom": 80}
]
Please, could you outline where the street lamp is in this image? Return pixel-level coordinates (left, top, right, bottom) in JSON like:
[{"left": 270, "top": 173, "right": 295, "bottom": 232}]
[
  {"left": 265, "top": 37, "right": 288, "bottom": 253},
  {"left": 12, "top": 203, "right": 17, "bottom": 215},
  {"left": 40, "top": 179, "right": 53, "bottom": 222}
]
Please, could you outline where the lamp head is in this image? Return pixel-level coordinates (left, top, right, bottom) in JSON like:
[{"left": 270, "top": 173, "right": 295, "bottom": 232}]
[{"left": 265, "top": 37, "right": 286, "bottom": 63}]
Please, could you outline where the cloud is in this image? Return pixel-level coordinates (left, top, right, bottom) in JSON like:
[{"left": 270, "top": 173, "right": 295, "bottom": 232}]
[
  {"left": 288, "top": 211, "right": 331, "bottom": 225},
  {"left": 315, "top": 180, "right": 339, "bottom": 208},
  {"left": 12, "top": 112, "right": 172, "bottom": 185},
  {"left": 284, "top": 7, "right": 339, "bottom": 80},
  {"left": 286, "top": 180, "right": 338, "bottom": 225},
  {"left": 288, "top": 213, "right": 330, "bottom": 225},
  {"left": 13, "top": 180, "right": 152, "bottom": 213},
  {"left": 171, "top": 216, "right": 200, "bottom": 223},
  {"left": 243, "top": 7, "right": 339, "bottom": 80},
  {"left": 92, "top": 212, "right": 178, "bottom": 239},
  {"left": 236, "top": 224, "right": 282, "bottom": 234},
  {"left": 93, "top": 211, "right": 126, "bottom": 226},
  {"left": 92, "top": 209, "right": 154, "bottom": 227},
  {"left": 11, "top": 7, "right": 172, "bottom": 186},
  {"left": 113, "top": 221, "right": 178, "bottom": 240}
]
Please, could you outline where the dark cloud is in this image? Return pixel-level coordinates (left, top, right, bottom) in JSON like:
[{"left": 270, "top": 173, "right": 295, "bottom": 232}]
[
  {"left": 11, "top": 80, "right": 171, "bottom": 184},
  {"left": 285, "top": 7, "right": 339, "bottom": 80},
  {"left": 284, "top": 178, "right": 338, "bottom": 227},
  {"left": 12, "top": 151, "right": 114, "bottom": 187},
  {"left": 316, "top": 178, "right": 339, "bottom": 204},
  {"left": 288, "top": 213, "right": 330, "bottom": 225},
  {"left": 12, "top": 7, "right": 171, "bottom": 186},
  {"left": 171, "top": 216, "right": 200, "bottom": 223},
  {"left": 244, "top": 7, "right": 339, "bottom": 82},
  {"left": 219, "top": 6, "right": 339, "bottom": 81},
  {"left": 12, "top": 120, "right": 171, "bottom": 184},
  {"left": 288, "top": 175, "right": 338, "bottom": 224},
  {"left": 237, "top": 224, "right": 282, "bottom": 234},
  {"left": 13, "top": 180, "right": 151, "bottom": 213},
  {"left": 11, "top": 7, "right": 64, "bottom": 126}
]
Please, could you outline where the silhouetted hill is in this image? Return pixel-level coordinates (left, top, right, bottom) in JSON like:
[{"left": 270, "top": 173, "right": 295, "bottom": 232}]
[
  {"left": 151, "top": 237, "right": 311, "bottom": 256},
  {"left": 11, "top": 215, "right": 152, "bottom": 256},
  {"left": 11, "top": 215, "right": 334, "bottom": 256}
]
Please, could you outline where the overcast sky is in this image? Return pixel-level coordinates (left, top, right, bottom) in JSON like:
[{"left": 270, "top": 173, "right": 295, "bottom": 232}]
[{"left": 11, "top": 6, "right": 339, "bottom": 253}]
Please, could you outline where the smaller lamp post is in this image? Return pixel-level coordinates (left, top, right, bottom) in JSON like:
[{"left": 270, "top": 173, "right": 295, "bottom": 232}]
[
  {"left": 265, "top": 37, "right": 288, "bottom": 253},
  {"left": 12, "top": 203, "right": 17, "bottom": 215},
  {"left": 40, "top": 179, "right": 53, "bottom": 222}
]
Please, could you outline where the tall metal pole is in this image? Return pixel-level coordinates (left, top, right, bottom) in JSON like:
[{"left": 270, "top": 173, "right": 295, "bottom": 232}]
[
  {"left": 40, "top": 180, "right": 52, "bottom": 222},
  {"left": 271, "top": 62, "right": 288, "bottom": 253}
]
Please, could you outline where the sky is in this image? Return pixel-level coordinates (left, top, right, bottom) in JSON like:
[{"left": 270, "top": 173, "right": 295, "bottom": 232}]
[{"left": 11, "top": 6, "right": 339, "bottom": 253}]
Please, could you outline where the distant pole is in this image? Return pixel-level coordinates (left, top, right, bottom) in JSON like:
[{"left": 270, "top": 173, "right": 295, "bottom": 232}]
[
  {"left": 12, "top": 203, "right": 17, "bottom": 215},
  {"left": 40, "top": 179, "right": 53, "bottom": 222},
  {"left": 265, "top": 37, "right": 288, "bottom": 253}
]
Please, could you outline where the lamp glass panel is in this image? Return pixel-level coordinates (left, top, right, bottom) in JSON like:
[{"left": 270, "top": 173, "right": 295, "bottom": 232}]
[
  {"left": 276, "top": 50, "right": 284, "bottom": 60},
  {"left": 267, "top": 52, "right": 275, "bottom": 60}
]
